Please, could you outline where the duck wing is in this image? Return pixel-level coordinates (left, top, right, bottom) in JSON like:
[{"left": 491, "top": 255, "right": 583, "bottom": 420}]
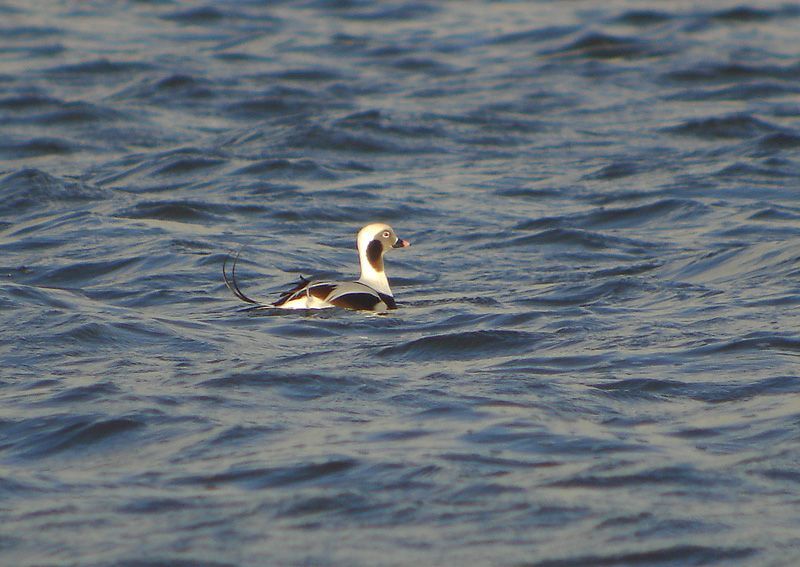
[
  {"left": 273, "top": 276, "right": 319, "bottom": 307},
  {"left": 273, "top": 280, "right": 396, "bottom": 311}
]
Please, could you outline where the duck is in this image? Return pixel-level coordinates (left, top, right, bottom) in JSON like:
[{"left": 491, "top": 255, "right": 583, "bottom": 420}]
[{"left": 223, "top": 223, "right": 410, "bottom": 311}]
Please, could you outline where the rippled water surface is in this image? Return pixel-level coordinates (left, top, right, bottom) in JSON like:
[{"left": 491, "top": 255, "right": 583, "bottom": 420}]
[{"left": 3, "top": 1, "right": 800, "bottom": 565}]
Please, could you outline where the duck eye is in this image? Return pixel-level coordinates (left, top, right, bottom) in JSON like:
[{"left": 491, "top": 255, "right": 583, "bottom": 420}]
[{"left": 382, "top": 231, "right": 390, "bottom": 238}]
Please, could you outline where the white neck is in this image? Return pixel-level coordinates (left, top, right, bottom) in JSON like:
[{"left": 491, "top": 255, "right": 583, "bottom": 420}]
[{"left": 358, "top": 247, "right": 392, "bottom": 296}]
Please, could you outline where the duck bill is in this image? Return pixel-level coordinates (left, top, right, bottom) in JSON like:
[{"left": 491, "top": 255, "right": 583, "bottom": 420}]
[{"left": 393, "top": 238, "right": 410, "bottom": 248}]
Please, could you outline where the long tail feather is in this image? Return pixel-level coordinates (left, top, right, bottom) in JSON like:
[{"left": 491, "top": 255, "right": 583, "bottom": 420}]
[{"left": 222, "top": 249, "right": 260, "bottom": 305}]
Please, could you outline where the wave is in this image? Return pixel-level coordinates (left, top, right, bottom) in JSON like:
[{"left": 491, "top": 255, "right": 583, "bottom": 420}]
[
  {"left": 201, "top": 370, "right": 365, "bottom": 400},
  {"left": 662, "top": 240, "right": 800, "bottom": 284},
  {"left": 173, "top": 458, "right": 359, "bottom": 489},
  {"left": 515, "top": 199, "right": 708, "bottom": 230},
  {"left": 543, "top": 32, "right": 669, "bottom": 60},
  {"left": 378, "top": 330, "right": 545, "bottom": 361},
  {"left": 520, "top": 278, "right": 654, "bottom": 306},
  {"left": 161, "top": 6, "right": 227, "bottom": 24},
  {"left": 315, "top": 2, "right": 438, "bottom": 21},
  {"left": 533, "top": 545, "right": 755, "bottom": 566},
  {"left": 41, "top": 58, "right": 153, "bottom": 78},
  {"left": 663, "top": 113, "right": 785, "bottom": 139},
  {"left": 664, "top": 61, "right": 800, "bottom": 83},
  {"left": 9, "top": 414, "right": 144, "bottom": 459},
  {"left": 612, "top": 10, "right": 674, "bottom": 26},
  {"left": 0, "top": 137, "right": 77, "bottom": 159},
  {"left": 0, "top": 169, "right": 107, "bottom": 214},
  {"left": 709, "top": 5, "right": 800, "bottom": 23},
  {"left": 117, "top": 201, "right": 230, "bottom": 223},
  {"left": 232, "top": 158, "right": 339, "bottom": 180},
  {"left": 593, "top": 374, "right": 800, "bottom": 404},
  {"left": 88, "top": 148, "right": 227, "bottom": 185},
  {"left": 223, "top": 87, "right": 335, "bottom": 119},
  {"left": 491, "top": 227, "right": 656, "bottom": 254}
]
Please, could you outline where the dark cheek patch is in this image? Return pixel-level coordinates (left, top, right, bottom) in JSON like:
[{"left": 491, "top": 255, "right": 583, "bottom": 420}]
[{"left": 366, "top": 239, "right": 384, "bottom": 272}]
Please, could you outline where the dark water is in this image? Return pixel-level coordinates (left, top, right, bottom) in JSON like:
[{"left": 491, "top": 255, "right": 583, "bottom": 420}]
[{"left": 2, "top": 1, "right": 800, "bottom": 565}]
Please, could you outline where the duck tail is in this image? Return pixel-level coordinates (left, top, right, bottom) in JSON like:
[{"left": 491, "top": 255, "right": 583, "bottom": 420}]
[{"left": 222, "top": 249, "right": 261, "bottom": 305}]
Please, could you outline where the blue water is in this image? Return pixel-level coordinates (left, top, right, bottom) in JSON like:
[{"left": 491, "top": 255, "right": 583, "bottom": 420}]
[{"left": 2, "top": 1, "right": 800, "bottom": 565}]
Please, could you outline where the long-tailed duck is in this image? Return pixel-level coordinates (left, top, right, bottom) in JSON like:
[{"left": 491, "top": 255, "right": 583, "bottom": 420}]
[{"left": 223, "top": 223, "right": 410, "bottom": 312}]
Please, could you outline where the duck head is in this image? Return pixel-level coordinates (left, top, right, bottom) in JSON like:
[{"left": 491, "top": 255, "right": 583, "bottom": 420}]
[{"left": 356, "top": 223, "right": 410, "bottom": 296}]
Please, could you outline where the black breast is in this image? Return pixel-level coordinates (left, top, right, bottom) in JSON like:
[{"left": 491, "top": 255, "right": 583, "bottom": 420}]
[
  {"left": 378, "top": 292, "right": 397, "bottom": 309},
  {"left": 330, "top": 292, "right": 384, "bottom": 311}
]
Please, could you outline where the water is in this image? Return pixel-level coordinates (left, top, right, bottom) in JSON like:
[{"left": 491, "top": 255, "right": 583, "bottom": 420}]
[{"left": 2, "top": 1, "right": 800, "bottom": 565}]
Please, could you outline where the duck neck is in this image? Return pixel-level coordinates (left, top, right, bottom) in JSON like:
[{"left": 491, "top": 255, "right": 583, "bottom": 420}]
[{"left": 358, "top": 248, "right": 392, "bottom": 296}]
